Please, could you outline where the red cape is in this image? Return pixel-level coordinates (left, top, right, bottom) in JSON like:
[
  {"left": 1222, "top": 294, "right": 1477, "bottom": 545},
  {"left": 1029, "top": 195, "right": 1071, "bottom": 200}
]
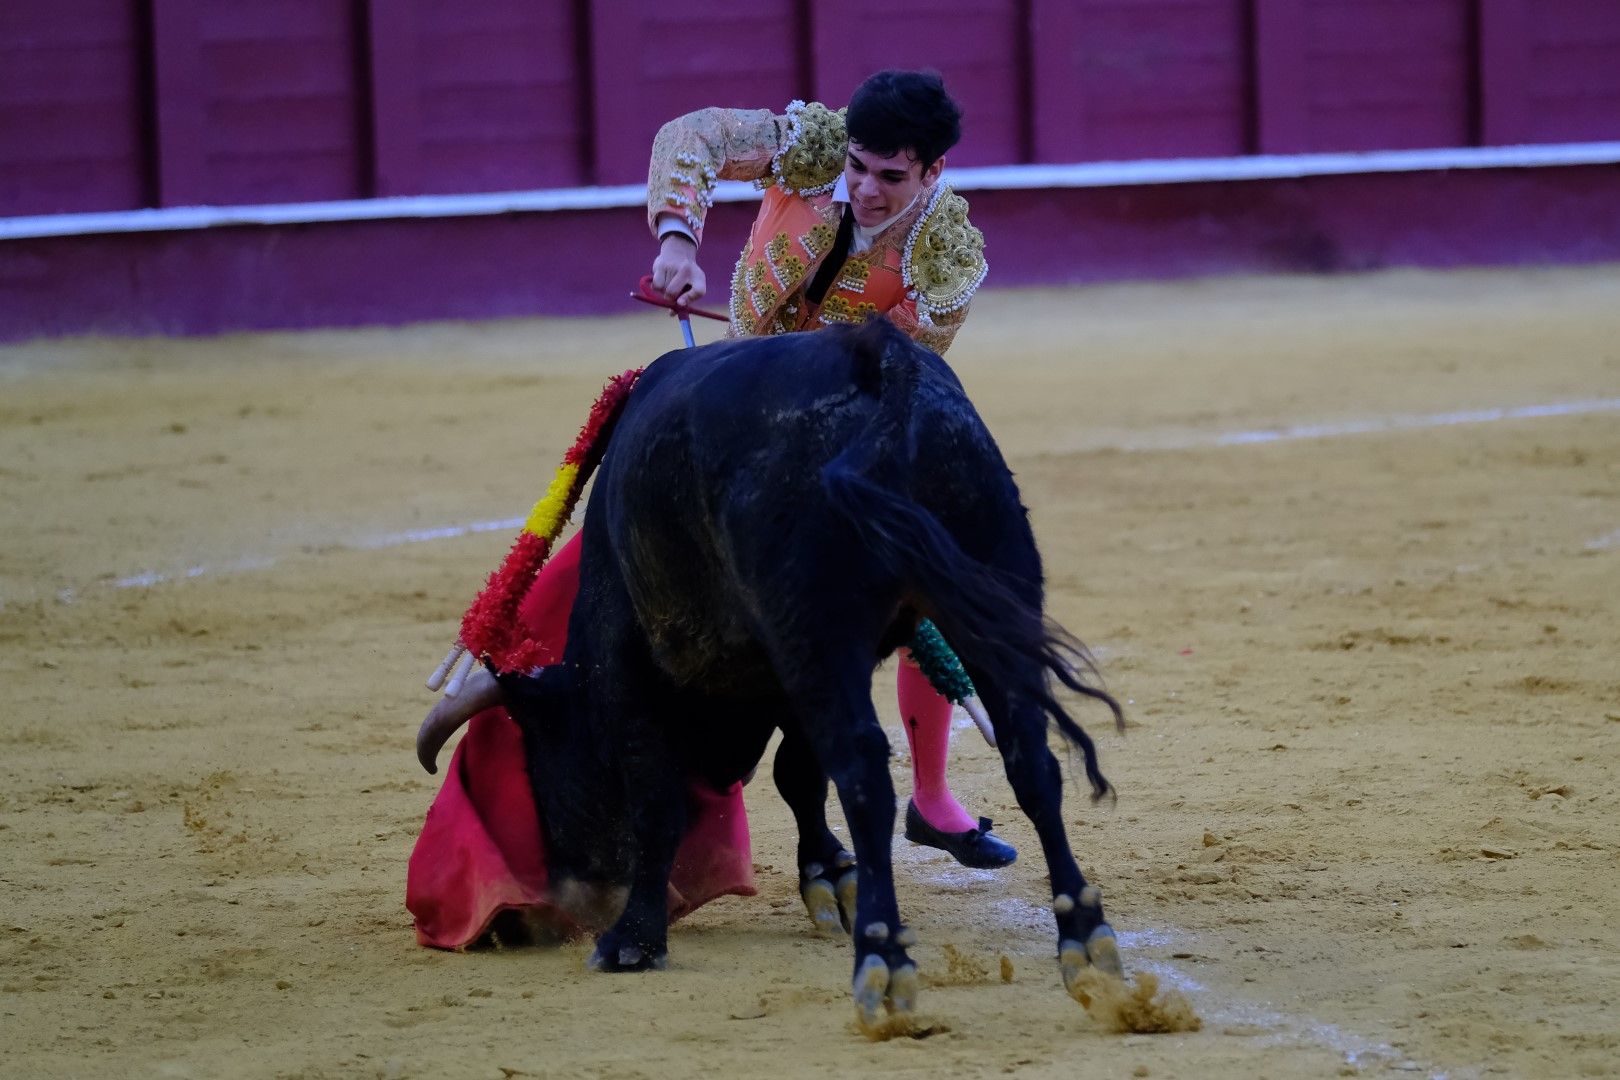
[{"left": 406, "top": 533, "right": 756, "bottom": 949}]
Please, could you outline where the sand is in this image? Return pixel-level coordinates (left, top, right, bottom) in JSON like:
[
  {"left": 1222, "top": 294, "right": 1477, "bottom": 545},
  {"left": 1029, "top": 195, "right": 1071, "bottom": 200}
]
[{"left": 2, "top": 265, "right": 1618, "bottom": 1079}]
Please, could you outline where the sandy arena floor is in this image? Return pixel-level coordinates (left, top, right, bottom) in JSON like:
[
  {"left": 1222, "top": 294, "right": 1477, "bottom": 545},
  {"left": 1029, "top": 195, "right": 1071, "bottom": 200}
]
[{"left": 2, "top": 266, "right": 1618, "bottom": 1079}]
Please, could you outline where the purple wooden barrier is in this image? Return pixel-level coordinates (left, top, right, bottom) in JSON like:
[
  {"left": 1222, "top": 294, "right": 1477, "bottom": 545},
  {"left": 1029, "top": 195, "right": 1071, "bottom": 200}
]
[
  {"left": 367, "top": 0, "right": 588, "bottom": 196},
  {"left": 150, "top": 0, "right": 364, "bottom": 206},
  {"left": 11, "top": 0, "right": 1620, "bottom": 342},
  {"left": 1257, "top": 0, "right": 1470, "bottom": 154},
  {"left": 1477, "top": 0, "right": 1532, "bottom": 145},
  {"left": 7, "top": 163, "right": 1620, "bottom": 342},
  {"left": 0, "top": 0, "right": 148, "bottom": 216},
  {"left": 1031, "top": 0, "right": 1251, "bottom": 163},
  {"left": 809, "top": 0, "right": 1024, "bottom": 167},
  {"left": 1254, "top": 0, "right": 1311, "bottom": 153},
  {"left": 364, "top": 0, "right": 424, "bottom": 196},
  {"left": 588, "top": 0, "right": 805, "bottom": 186},
  {"left": 1522, "top": 0, "right": 1620, "bottom": 143}
]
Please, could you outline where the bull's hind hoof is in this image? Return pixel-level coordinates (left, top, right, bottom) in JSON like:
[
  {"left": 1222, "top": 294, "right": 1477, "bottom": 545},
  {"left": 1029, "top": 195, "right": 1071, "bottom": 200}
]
[
  {"left": 587, "top": 937, "right": 667, "bottom": 972},
  {"left": 800, "top": 853, "right": 857, "bottom": 935},
  {"left": 1059, "top": 924, "right": 1124, "bottom": 994},
  {"left": 801, "top": 877, "right": 844, "bottom": 936}
]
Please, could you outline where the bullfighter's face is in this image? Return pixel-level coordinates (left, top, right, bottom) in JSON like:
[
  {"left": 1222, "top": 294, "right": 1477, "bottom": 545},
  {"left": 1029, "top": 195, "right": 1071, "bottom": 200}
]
[{"left": 844, "top": 142, "right": 945, "bottom": 230}]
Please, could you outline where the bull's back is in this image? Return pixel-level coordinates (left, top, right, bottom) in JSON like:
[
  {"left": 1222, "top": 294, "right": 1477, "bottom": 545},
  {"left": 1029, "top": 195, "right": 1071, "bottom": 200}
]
[{"left": 588, "top": 324, "right": 1008, "bottom": 679}]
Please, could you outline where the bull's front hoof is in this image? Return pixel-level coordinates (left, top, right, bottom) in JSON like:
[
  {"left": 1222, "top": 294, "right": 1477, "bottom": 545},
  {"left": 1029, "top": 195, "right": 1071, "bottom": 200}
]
[
  {"left": 853, "top": 954, "right": 922, "bottom": 1034},
  {"left": 587, "top": 934, "right": 667, "bottom": 973},
  {"left": 1059, "top": 923, "right": 1125, "bottom": 996}
]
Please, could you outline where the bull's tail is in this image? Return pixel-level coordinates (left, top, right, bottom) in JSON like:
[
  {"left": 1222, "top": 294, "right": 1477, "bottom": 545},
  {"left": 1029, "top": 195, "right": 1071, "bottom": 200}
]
[{"left": 821, "top": 339, "right": 1123, "bottom": 800}]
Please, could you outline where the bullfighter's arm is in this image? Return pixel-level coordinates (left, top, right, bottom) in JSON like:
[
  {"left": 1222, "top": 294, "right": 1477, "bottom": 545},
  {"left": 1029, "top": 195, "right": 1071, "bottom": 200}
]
[
  {"left": 647, "top": 107, "right": 780, "bottom": 245},
  {"left": 889, "top": 298, "right": 970, "bottom": 356},
  {"left": 647, "top": 101, "right": 847, "bottom": 245}
]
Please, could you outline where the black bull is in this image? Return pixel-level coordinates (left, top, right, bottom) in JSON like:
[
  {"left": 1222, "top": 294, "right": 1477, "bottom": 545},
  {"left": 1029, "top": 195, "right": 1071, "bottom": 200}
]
[{"left": 436, "top": 318, "right": 1126, "bottom": 1028}]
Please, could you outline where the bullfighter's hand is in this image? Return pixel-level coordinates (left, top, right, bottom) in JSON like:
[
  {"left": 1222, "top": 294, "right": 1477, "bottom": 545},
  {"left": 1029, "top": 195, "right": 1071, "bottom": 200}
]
[{"left": 651, "top": 234, "right": 705, "bottom": 307}]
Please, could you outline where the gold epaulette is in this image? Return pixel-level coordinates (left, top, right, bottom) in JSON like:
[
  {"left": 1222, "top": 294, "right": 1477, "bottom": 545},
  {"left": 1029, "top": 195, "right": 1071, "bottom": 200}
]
[
  {"left": 903, "top": 185, "right": 988, "bottom": 325},
  {"left": 767, "top": 101, "right": 847, "bottom": 196}
]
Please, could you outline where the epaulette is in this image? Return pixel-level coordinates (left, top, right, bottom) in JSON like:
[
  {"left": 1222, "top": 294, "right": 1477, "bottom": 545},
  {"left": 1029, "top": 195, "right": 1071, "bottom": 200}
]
[
  {"left": 903, "top": 185, "right": 988, "bottom": 325},
  {"left": 767, "top": 101, "right": 846, "bottom": 196}
]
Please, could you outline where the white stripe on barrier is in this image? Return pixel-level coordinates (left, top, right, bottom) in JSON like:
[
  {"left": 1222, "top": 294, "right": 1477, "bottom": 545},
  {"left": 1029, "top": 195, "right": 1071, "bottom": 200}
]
[{"left": 5, "top": 141, "right": 1620, "bottom": 241}]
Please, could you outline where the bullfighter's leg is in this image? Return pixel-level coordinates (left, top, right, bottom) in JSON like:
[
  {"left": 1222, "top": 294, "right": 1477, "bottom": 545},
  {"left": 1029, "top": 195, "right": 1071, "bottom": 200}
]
[
  {"left": 772, "top": 724, "right": 857, "bottom": 934},
  {"left": 780, "top": 656, "right": 919, "bottom": 1031},
  {"left": 896, "top": 653, "right": 1017, "bottom": 867},
  {"left": 973, "top": 675, "right": 1124, "bottom": 994}
]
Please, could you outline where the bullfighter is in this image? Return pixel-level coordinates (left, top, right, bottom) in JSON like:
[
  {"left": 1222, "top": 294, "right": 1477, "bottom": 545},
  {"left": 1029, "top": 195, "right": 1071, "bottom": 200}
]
[{"left": 409, "top": 70, "right": 1003, "bottom": 951}]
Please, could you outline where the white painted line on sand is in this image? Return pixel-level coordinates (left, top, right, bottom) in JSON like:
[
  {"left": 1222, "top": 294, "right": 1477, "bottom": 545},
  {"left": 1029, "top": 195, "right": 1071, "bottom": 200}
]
[
  {"left": 101, "top": 517, "right": 525, "bottom": 592},
  {"left": 978, "top": 893, "right": 1453, "bottom": 1076},
  {"left": 1584, "top": 528, "right": 1620, "bottom": 552},
  {"left": 81, "top": 397, "right": 1614, "bottom": 596},
  {"left": 1103, "top": 398, "right": 1620, "bottom": 453}
]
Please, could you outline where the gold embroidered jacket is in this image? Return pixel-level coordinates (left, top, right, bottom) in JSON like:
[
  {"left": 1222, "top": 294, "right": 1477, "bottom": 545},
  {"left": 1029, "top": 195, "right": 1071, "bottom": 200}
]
[{"left": 647, "top": 101, "right": 987, "bottom": 355}]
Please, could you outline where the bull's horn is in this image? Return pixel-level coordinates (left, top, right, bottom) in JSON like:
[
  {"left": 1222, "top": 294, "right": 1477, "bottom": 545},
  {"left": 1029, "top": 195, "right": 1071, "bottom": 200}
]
[
  {"left": 964, "top": 695, "right": 996, "bottom": 747},
  {"left": 416, "top": 664, "right": 493, "bottom": 774},
  {"left": 415, "top": 701, "right": 464, "bottom": 775}
]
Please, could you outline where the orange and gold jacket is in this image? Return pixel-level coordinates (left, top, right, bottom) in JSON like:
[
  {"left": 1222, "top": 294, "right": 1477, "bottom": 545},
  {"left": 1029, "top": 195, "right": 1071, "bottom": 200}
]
[{"left": 647, "top": 101, "right": 987, "bottom": 355}]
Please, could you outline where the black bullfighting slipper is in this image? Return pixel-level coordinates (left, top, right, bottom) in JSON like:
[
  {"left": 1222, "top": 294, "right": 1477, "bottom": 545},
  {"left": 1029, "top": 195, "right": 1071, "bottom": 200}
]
[{"left": 904, "top": 800, "right": 1017, "bottom": 869}]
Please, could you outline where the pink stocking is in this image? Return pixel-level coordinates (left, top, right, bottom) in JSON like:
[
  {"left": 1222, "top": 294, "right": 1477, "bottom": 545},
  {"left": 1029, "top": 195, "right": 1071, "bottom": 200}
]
[{"left": 897, "top": 652, "right": 977, "bottom": 833}]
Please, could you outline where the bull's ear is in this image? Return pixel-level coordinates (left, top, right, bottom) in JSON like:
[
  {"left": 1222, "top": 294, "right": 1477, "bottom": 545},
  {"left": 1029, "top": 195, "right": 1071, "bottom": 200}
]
[{"left": 497, "top": 664, "right": 574, "bottom": 726}]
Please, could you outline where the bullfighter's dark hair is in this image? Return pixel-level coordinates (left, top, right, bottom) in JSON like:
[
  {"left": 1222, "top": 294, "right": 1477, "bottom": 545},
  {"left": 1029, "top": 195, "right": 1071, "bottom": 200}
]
[{"left": 845, "top": 69, "right": 962, "bottom": 169}]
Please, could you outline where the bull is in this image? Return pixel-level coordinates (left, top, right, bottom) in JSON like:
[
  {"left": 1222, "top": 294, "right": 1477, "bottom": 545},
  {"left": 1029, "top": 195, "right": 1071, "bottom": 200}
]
[{"left": 418, "top": 318, "right": 1127, "bottom": 1030}]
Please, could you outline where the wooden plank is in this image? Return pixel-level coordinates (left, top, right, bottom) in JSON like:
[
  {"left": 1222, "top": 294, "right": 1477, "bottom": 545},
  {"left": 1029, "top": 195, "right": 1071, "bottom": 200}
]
[
  {"left": 1032, "top": 0, "right": 1250, "bottom": 163},
  {"left": 1028, "top": 0, "right": 1085, "bottom": 163},
  {"left": 1252, "top": 0, "right": 1309, "bottom": 153},
  {"left": 809, "top": 0, "right": 1022, "bottom": 166},
  {"left": 416, "top": 0, "right": 587, "bottom": 191},
  {"left": 364, "top": 0, "right": 423, "bottom": 196},
  {"left": 589, "top": 0, "right": 800, "bottom": 185},
  {"left": 148, "top": 0, "right": 207, "bottom": 206},
  {"left": 1477, "top": 0, "right": 1531, "bottom": 145}
]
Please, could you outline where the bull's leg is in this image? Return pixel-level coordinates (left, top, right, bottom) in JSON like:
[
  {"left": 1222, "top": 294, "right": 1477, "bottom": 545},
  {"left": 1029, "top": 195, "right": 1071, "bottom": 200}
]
[
  {"left": 567, "top": 552, "right": 687, "bottom": 973},
  {"left": 979, "top": 678, "right": 1124, "bottom": 992},
  {"left": 772, "top": 724, "right": 856, "bottom": 934},
  {"left": 785, "top": 667, "right": 919, "bottom": 1031},
  {"left": 585, "top": 719, "right": 685, "bottom": 972}
]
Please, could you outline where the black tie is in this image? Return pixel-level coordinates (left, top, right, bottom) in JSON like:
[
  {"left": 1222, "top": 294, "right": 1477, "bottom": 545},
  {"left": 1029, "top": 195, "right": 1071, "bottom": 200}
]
[{"left": 805, "top": 206, "right": 855, "bottom": 307}]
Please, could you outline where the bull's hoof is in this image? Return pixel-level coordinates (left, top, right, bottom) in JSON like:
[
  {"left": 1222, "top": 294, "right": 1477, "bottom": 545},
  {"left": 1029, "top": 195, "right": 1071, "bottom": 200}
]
[
  {"left": 852, "top": 954, "right": 922, "bottom": 1033},
  {"left": 800, "top": 852, "right": 857, "bottom": 935},
  {"left": 587, "top": 935, "right": 667, "bottom": 973},
  {"left": 801, "top": 877, "right": 844, "bottom": 936},
  {"left": 835, "top": 868, "right": 858, "bottom": 929},
  {"left": 1059, "top": 923, "right": 1125, "bottom": 995}
]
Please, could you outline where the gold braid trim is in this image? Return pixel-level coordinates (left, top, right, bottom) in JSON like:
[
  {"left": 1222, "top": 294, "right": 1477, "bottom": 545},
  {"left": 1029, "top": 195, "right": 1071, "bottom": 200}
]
[
  {"left": 903, "top": 186, "right": 988, "bottom": 325},
  {"left": 768, "top": 101, "right": 847, "bottom": 196}
]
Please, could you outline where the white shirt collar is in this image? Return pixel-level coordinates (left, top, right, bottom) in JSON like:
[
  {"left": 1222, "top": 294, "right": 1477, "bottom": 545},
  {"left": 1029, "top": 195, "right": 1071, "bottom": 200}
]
[{"left": 831, "top": 175, "right": 926, "bottom": 253}]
